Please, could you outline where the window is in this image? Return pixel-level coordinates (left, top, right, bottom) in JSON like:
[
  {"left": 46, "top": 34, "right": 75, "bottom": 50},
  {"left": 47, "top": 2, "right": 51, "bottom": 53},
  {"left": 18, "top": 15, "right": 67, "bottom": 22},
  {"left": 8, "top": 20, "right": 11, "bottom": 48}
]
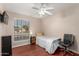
[{"left": 14, "top": 19, "right": 29, "bottom": 41}]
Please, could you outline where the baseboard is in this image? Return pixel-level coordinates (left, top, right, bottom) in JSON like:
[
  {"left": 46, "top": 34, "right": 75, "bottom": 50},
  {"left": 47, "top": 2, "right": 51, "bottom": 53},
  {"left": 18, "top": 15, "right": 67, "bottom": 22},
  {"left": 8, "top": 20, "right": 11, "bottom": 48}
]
[
  {"left": 68, "top": 48, "right": 79, "bottom": 54},
  {"left": 12, "top": 41, "right": 30, "bottom": 48},
  {"left": 59, "top": 45, "right": 79, "bottom": 54}
]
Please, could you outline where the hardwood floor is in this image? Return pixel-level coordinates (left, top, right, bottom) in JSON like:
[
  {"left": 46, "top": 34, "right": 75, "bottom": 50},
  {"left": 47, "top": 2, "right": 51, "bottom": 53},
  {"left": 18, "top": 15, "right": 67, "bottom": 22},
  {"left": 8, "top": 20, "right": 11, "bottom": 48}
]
[{"left": 12, "top": 44, "right": 79, "bottom": 56}]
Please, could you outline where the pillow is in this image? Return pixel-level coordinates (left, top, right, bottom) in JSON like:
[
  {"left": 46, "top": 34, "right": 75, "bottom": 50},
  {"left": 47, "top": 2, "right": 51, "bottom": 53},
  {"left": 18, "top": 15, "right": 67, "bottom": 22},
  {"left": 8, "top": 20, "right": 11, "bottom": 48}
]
[{"left": 36, "top": 32, "right": 44, "bottom": 36}]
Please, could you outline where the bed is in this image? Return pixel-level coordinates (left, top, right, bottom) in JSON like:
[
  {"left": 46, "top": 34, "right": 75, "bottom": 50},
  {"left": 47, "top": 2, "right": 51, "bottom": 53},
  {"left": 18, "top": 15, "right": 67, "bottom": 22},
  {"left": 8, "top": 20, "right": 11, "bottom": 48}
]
[{"left": 36, "top": 36, "right": 60, "bottom": 54}]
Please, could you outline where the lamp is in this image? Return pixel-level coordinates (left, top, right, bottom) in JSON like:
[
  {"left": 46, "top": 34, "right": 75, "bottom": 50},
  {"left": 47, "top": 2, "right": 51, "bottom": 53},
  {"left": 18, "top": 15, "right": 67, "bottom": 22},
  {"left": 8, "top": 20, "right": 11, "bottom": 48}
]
[{"left": 30, "top": 30, "right": 33, "bottom": 36}]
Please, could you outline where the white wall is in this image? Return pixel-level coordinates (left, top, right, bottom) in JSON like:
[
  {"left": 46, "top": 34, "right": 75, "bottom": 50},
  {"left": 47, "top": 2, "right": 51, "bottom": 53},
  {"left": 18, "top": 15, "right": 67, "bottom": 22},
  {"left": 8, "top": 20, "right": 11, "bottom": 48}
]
[{"left": 41, "top": 6, "right": 79, "bottom": 53}]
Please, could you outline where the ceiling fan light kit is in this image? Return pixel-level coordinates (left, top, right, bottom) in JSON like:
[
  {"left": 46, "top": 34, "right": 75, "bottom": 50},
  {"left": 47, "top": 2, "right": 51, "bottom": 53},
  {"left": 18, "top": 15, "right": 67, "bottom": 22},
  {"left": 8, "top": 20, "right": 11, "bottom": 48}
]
[{"left": 32, "top": 3, "right": 54, "bottom": 17}]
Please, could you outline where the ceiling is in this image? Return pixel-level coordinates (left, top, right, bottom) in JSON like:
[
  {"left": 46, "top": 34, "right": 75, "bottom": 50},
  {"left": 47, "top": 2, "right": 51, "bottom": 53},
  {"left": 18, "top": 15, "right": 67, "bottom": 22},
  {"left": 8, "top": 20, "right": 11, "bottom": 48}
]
[{"left": 1, "top": 3, "right": 79, "bottom": 19}]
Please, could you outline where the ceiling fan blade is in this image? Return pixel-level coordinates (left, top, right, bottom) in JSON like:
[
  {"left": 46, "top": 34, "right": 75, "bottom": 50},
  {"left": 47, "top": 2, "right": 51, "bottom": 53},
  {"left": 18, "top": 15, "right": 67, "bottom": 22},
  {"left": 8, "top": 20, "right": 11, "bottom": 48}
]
[
  {"left": 44, "top": 11, "right": 52, "bottom": 15},
  {"left": 44, "top": 7, "right": 54, "bottom": 10},
  {"left": 32, "top": 7, "right": 39, "bottom": 10}
]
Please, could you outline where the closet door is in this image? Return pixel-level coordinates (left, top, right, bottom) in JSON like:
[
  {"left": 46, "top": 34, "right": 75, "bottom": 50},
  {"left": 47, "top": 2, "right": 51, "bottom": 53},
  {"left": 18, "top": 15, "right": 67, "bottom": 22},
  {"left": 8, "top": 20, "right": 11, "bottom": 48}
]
[{"left": 1, "top": 36, "right": 12, "bottom": 56}]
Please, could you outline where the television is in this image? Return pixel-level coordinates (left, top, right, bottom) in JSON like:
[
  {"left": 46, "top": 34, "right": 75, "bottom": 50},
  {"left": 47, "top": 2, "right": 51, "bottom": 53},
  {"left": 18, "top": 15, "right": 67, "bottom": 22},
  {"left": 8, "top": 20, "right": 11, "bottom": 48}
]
[
  {"left": 0, "top": 11, "right": 9, "bottom": 24},
  {"left": 0, "top": 13, "right": 2, "bottom": 22}
]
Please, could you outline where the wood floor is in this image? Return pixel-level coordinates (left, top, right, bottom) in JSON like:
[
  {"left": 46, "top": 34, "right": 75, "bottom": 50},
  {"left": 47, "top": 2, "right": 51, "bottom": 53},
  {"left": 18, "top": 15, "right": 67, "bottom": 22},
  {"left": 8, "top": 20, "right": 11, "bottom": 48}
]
[{"left": 12, "top": 44, "right": 79, "bottom": 56}]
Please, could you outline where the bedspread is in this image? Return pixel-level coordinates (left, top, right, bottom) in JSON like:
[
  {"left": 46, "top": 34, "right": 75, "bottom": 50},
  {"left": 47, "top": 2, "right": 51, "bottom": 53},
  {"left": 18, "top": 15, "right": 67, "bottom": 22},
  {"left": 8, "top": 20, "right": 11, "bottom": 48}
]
[{"left": 36, "top": 36, "right": 60, "bottom": 54}]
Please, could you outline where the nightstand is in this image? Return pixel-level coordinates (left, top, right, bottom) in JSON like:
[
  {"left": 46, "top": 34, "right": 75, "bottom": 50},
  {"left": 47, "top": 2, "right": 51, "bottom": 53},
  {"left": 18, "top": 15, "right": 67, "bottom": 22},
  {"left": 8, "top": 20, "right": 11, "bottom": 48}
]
[{"left": 30, "top": 36, "right": 36, "bottom": 44}]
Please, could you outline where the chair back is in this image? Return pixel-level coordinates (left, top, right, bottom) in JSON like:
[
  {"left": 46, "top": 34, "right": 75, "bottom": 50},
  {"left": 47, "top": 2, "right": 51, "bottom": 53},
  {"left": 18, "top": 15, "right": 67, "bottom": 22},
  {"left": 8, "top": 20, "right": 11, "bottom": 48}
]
[{"left": 63, "top": 34, "right": 74, "bottom": 45}]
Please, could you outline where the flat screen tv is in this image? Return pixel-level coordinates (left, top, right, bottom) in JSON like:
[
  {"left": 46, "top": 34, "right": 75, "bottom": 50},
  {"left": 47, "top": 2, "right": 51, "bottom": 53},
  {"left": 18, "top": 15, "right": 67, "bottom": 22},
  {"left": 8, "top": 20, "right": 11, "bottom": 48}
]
[
  {"left": 0, "top": 11, "right": 9, "bottom": 24},
  {"left": 0, "top": 13, "right": 2, "bottom": 22}
]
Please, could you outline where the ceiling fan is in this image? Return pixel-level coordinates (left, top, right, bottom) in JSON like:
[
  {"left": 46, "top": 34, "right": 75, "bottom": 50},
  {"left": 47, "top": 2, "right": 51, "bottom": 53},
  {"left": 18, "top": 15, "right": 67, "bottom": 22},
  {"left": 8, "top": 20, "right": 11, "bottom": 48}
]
[{"left": 32, "top": 3, "right": 54, "bottom": 17}]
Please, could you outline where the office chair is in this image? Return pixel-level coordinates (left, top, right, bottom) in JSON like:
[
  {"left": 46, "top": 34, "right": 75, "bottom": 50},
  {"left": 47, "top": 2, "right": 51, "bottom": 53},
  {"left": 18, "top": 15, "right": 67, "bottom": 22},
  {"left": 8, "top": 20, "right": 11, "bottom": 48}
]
[{"left": 59, "top": 34, "right": 74, "bottom": 56}]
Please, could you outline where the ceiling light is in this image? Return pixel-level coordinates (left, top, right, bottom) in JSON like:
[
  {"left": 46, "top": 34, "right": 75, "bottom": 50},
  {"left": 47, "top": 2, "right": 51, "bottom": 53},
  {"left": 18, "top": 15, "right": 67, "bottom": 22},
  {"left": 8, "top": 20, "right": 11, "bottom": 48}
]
[{"left": 32, "top": 3, "right": 54, "bottom": 17}]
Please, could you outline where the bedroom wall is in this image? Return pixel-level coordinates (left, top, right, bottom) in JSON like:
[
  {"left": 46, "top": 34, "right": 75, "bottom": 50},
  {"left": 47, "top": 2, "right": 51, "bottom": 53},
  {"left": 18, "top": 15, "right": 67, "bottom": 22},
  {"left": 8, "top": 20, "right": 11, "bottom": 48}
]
[{"left": 41, "top": 6, "right": 79, "bottom": 53}]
